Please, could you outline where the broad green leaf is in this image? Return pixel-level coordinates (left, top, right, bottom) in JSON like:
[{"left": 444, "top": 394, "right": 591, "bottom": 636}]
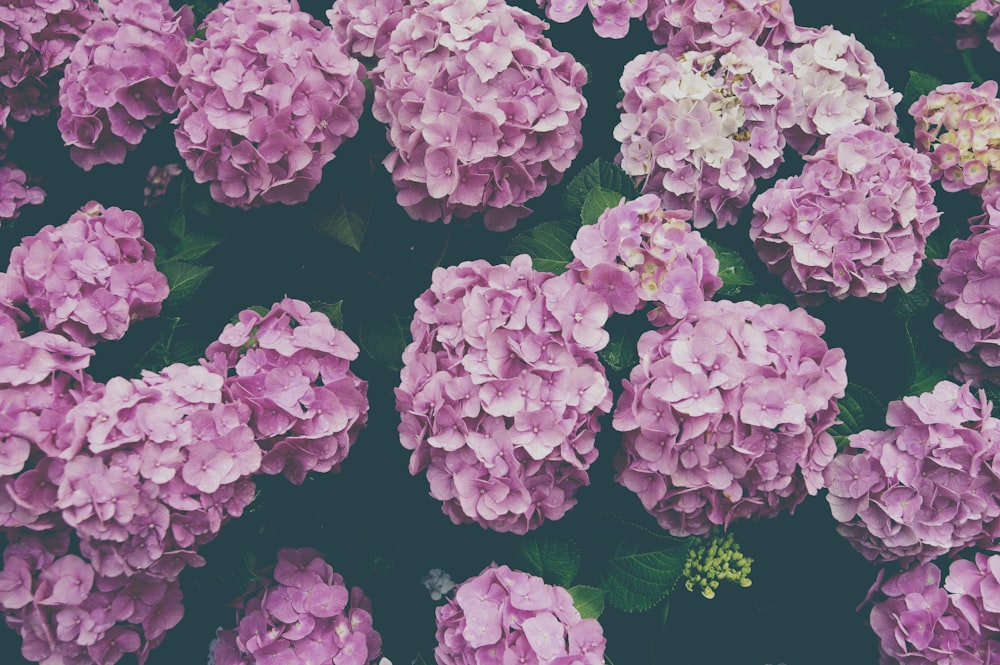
[
  {"left": 568, "top": 585, "right": 606, "bottom": 619},
  {"left": 902, "top": 70, "right": 944, "bottom": 112},
  {"left": 749, "top": 291, "right": 795, "bottom": 307},
  {"left": 705, "top": 240, "right": 755, "bottom": 296},
  {"left": 159, "top": 260, "right": 213, "bottom": 308},
  {"left": 312, "top": 197, "right": 371, "bottom": 252},
  {"left": 600, "top": 535, "right": 694, "bottom": 612},
  {"left": 520, "top": 532, "right": 581, "bottom": 588},
  {"left": 130, "top": 317, "right": 201, "bottom": 374},
  {"left": 165, "top": 204, "right": 186, "bottom": 240},
  {"left": 829, "top": 384, "right": 885, "bottom": 451},
  {"left": 311, "top": 300, "right": 344, "bottom": 330},
  {"left": 359, "top": 312, "right": 410, "bottom": 372},
  {"left": 563, "top": 159, "right": 638, "bottom": 218},
  {"left": 581, "top": 187, "right": 625, "bottom": 226},
  {"left": 889, "top": 269, "right": 932, "bottom": 320},
  {"left": 503, "top": 221, "right": 576, "bottom": 275},
  {"left": 167, "top": 233, "right": 221, "bottom": 262},
  {"left": 598, "top": 311, "right": 645, "bottom": 374},
  {"left": 904, "top": 323, "right": 950, "bottom": 396}
]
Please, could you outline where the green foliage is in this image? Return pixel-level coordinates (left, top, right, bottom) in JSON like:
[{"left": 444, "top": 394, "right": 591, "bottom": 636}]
[
  {"left": 159, "top": 261, "right": 214, "bottom": 310},
  {"left": 904, "top": 322, "right": 951, "bottom": 396},
  {"left": 854, "top": 0, "right": 978, "bottom": 49},
  {"left": 705, "top": 239, "right": 756, "bottom": 296},
  {"left": 580, "top": 187, "right": 625, "bottom": 226},
  {"left": 519, "top": 531, "right": 581, "bottom": 588},
  {"left": 129, "top": 317, "right": 202, "bottom": 376},
  {"left": 311, "top": 195, "right": 371, "bottom": 252},
  {"left": 598, "top": 311, "right": 645, "bottom": 374},
  {"left": 503, "top": 221, "right": 576, "bottom": 275},
  {"left": 889, "top": 269, "right": 933, "bottom": 320},
  {"left": 358, "top": 312, "right": 410, "bottom": 372},
  {"left": 902, "top": 70, "right": 944, "bottom": 112},
  {"left": 563, "top": 158, "right": 639, "bottom": 219},
  {"left": 829, "top": 383, "right": 886, "bottom": 451},
  {"left": 310, "top": 300, "right": 344, "bottom": 330},
  {"left": 568, "top": 585, "right": 606, "bottom": 619}
]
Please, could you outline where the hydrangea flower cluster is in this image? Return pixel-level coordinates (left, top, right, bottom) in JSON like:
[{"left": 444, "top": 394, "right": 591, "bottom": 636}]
[
  {"left": 0, "top": 163, "right": 45, "bottom": 221},
  {"left": 326, "top": 0, "right": 406, "bottom": 60},
  {"left": 750, "top": 126, "right": 940, "bottom": 303},
  {"left": 645, "top": 0, "right": 799, "bottom": 54},
  {"left": 3, "top": 202, "right": 168, "bottom": 346},
  {"left": 933, "top": 224, "right": 1000, "bottom": 385},
  {"left": 535, "top": 0, "right": 647, "bottom": 39},
  {"left": 0, "top": 0, "right": 99, "bottom": 124},
  {"left": 396, "top": 256, "right": 613, "bottom": 534},
  {"left": 565, "top": 194, "right": 722, "bottom": 325},
  {"left": 57, "top": 0, "right": 194, "bottom": 171},
  {"left": 613, "top": 299, "right": 847, "bottom": 537},
  {"left": 909, "top": 80, "right": 1000, "bottom": 193},
  {"left": 434, "top": 563, "right": 606, "bottom": 665},
  {"left": 0, "top": 530, "right": 184, "bottom": 665},
  {"left": 173, "top": 0, "right": 365, "bottom": 209},
  {"left": 143, "top": 163, "right": 182, "bottom": 207},
  {"left": 615, "top": 41, "right": 787, "bottom": 228},
  {"left": 826, "top": 381, "right": 1000, "bottom": 565},
  {"left": 422, "top": 568, "right": 456, "bottom": 600},
  {"left": 776, "top": 27, "right": 900, "bottom": 155},
  {"left": 203, "top": 298, "right": 369, "bottom": 485},
  {"left": 371, "top": 0, "right": 587, "bottom": 232},
  {"left": 210, "top": 547, "right": 383, "bottom": 665},
  {"left": 682, "top": 532, "right": 753, "bottom": 599},
  {"left": 946, "top": 553, "right": 1000, "bottom": 646},
  {"left": 955, "top": 0, "right": 1000, "bottom": 52},
  {"left": 870, "top": 560, "right": 1000, "bottom": 665}
]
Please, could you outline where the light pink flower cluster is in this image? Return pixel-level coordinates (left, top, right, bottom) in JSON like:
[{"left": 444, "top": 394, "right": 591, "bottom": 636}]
[
  {"left": 946, "top": 553, "right": 1000, "bottom": 648},
  {"left": 0, "top": 530, "right": 184, "bottom": 665},
  {"left": 3, "top": 202, "right": 168, "bottom": 346},
  {"left": 0, "top": 163, "right": 45, "bottom": 221},
  {"left": 435, "top": 563, "right": 606, "bottom": 665},
  {"left": 210, "top": 547, "right": 383, "bottom": 665},
  {"left": 955, "top": 0, "right": 1000, "bottom": 51},
  {"left": 934, "top": 224, "right": 1000, "bottom": 385},
  {"left": 371, "top": 0, "right": 587, "bottom": 232},
  {"left": 827, "top": 381, "right": 1000, "bottom": 565},
  {"left": 326, "top": 0, "right": 406, "bottom": 60},
  {"left": 173, "top": 0, "right": 365, "bottom": 209},
  {"left": 0, "top": 0, "right": 99, "bottom": 124},
  {"left": 565, "top": 194, "right": 722, "bottom": 325},
  {"left": 396, "top": 256, "right": 613, "bottom": 534},
  {"left": 910, "top": 80, "right": 1000, "bottom": 194},
  {"left": 645, "top": 0, "right": 799, "bottom": 54},
  {"left": 776, "top": 27, "right": 900, "bottom": 155},
  {"left": 614, "top": 41, "right": 787, "bottom": 228},
  {"left": 143, "top": 163, "right": 182, "bottom": 207},
  {"left": 613, "top": 300, "right": 847, "bottom": 537},
  {"left": 57, "top": 0, "right": 193, "bottom": 171},
  {"left": 750, "top": 126, "right": 940, "bottom": 303},
  {"left": 203, "top": 298, "right": 370, "bottom": 485},
  {"left": 536, "top": 0, "right": 647, "bottom": 39}
]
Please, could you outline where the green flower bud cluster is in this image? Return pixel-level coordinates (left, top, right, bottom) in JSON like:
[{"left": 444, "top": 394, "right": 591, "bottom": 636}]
[{"left": 682, "top": 533, "right": 753, "bottom": 599}]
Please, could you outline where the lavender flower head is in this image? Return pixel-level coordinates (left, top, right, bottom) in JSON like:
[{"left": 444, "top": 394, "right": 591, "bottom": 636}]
[
  {"left": 751, "top": 126, "right": 940, "bottom": 304},
  {"left": 396, "top": 256, "right": 613, "bottom": 534},
  {"left": 3, "top": 202, "right": 169, "bottom": 346},
  {"left": 826, "top": 381, "right": 1000, "bottom": 565},
  {"left": 210, "top": 547, "right": 383, "bottom": 665},
  {"left": 435, "top": 563, "right": 606, "bottom": 665},
  {"left": 613, "top": 299, "right": 847, "bottom": 537},
  {"left": 565, "top": 193, "right": 722, "bottom": 325},
  {"left": 371, "top": 0, "right": 587, "bottom": 231},
  {"left": 910, "top": 80, "right": 1000, "bottom": 194},
  {"left": 955, "top": 0, "right": 1000, "bottom": 52},
  {"left": 535, "top": 0, "right": 648, "bottom": 39},
  {"left": 326, "top": 0, "right": 406, "bottom": 60},
  {"left": 946, "top": 553, "right": 1000, "bottom": 645},
  {"left": 645, "top": 0, "right": 800, "bottom": 54},
  {"left": 203, "top": 298, "right": 369, "bottom": 485},
  {"left": 614, "top": 41, "right": 787, "bottom": 228},
  {"left": 934, "top": 223, "right": 1000, "bottom": 384},
  {"left": 143, "top": 163, "right": 182, "bottom": 207},
  {"left": 0, "top": 164, "right": 45, "bottom": 222},
  {"left": 57, "top": 0, "right": 195, "bottom": 170},
  {"left": 174, "top": 0, "right": 366, "bottom": 208}
]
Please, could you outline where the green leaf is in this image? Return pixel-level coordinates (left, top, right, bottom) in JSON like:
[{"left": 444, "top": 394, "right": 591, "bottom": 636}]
[
  {"left": 563, "top": 158, "right": 638, "bottom": 218},
  {"left": 520, "top": 532, "right": 581, "bottom": 588},
  {"left": 828, "top": 384, "right": 885, "bottom": 451},
  {"left": 858, "top": 0, "right": 977, "bottom": 48},
  {"left": 165, "top": 204, "right": 186, "bottom": 240},
  {"left": 503, "top": 221, "right": 576, "bottom": 275},
  {"left": 129, "top": 317, "right": 201, "bottom": 374},
  {"left": 889, "top": 268, "right": 933, "bottom": 320},
  {"left": 598, "top": 311, "right": 645, "bottom": 374},
  {"left": 568, "top": 585, "right": 606, "bottom": 619},
  {"left": 311, "top": 300, "right": 344, "bottom": 330},
  {"left": 904, "top": 323, "right": 950, "bottom": 396},
  {"left": 902, "top": 70, "right": 944, "bottom": 113},
  {"left": 705, "top": 240, "right": 755, "bottom": 296},
  {"left": 311, "top": 196, "right": 371, "bottom": 252},
  {"left": 159, "top": 260, "right": 213, "bottom": 308},
  {"left": 581, "top": 187, "right": 625, "bottom": 226},
  {"left": 166, "top": 233, "right": 221, "bottom": 262},
  {"left": 600, "top": 535, "right": 694, "bottom": 613},
  {"left": 358, "top": 312, "right": 410, "bottom": 372}
]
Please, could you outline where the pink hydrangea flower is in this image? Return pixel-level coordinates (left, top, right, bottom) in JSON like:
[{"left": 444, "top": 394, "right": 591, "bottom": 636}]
[
  {"left": 210, "top": 547, "right": 383, "bottom": 665},
  {"left": 396, "top": 256, "right": 613, "bottom": 534},
  {"left": 613, "top": 299, "right": 847, "bottom": 537},
  {"left": 827, "top": 381, "right": 1000, "bottom": 565},
  {"left": 435, "top": 563, "right": 606, "bottom": 665},
  {"left": 3, "top": 202, "right": 168, "bottom": 346},
  {"left": 751, "top": 126, "right": 940, "bottom": 303},
  {"left": 946, "top": 552, "right": 1000, "bottom": 640},
  {"left": 371, "top": 0, "right": 587, "bottom": 231},
  {"left": 934, "top": 223, "right": 1000, "bottom": 384},
  {"left": 326, "top": 0, "right": 406, "bottom": 60},
  {"left": 646, "top": 0, "right": 800, "bottom": 54},
  {"left": 174, "top": 0, "right": 365, "bottom": 208},
  {"left": 0, "top": 163, "right": 45, "bottom": 221},
  {"left": 614, "top": 41, "right": 787, "bottom": 228},
  {"left": 536, "top": 0, "right": 648, "bottom": 39},
  {"left": 564, "top": 193, "right": 722, "bottom": 325},
  {"left": 57, "top": 0, "right": 194, "bottom": 170},
  {"left": 203, "top": 298, "right": 369, "bottom": 485},
  {"left": 143, "top": 163, "right": 182, "bottom": 207},
  {"left": 955, "top": 0, "right": 1000, "bottom": 51}
]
